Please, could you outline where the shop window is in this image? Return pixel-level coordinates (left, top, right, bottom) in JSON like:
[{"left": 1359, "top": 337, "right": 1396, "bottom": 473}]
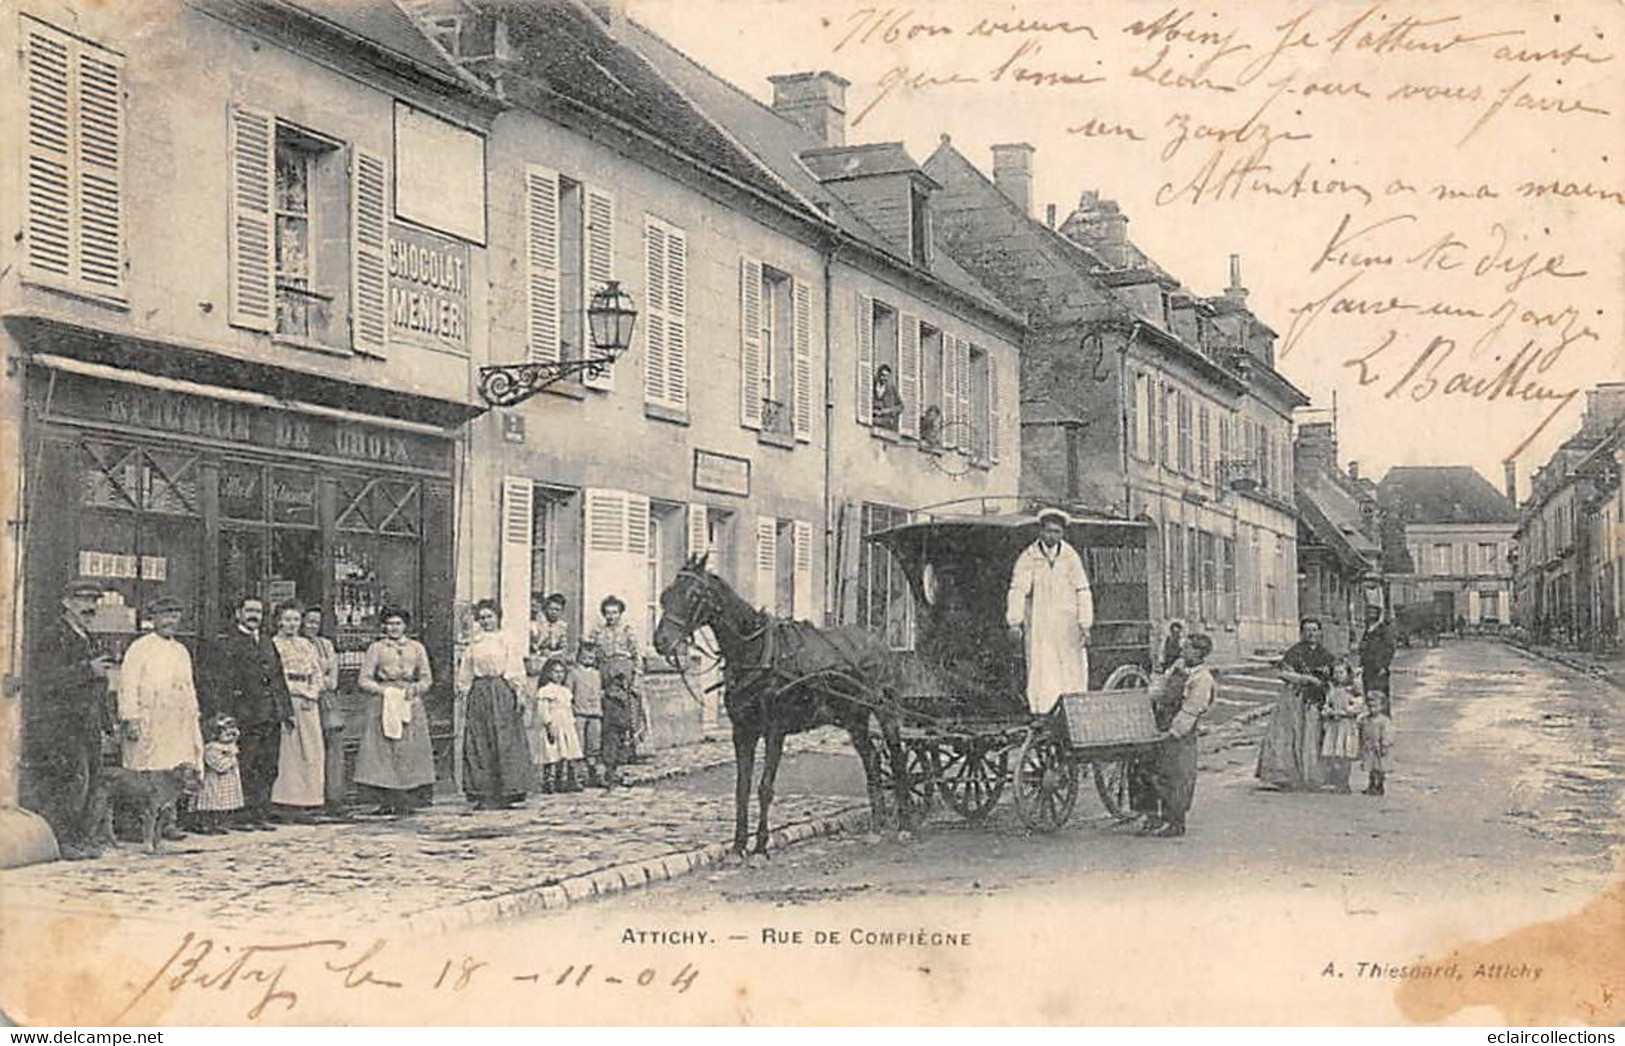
[
  {"left": 333, "top": 473, "right": 423, "bottom": 663},
  {"left": 857, "top": 504, "right": 912, "bottom": 649},
  {"left": 273, "top": 125, "right": 347, "bottom": 349}
]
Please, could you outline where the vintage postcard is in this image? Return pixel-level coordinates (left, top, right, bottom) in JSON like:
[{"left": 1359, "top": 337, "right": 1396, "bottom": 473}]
[{"left": 0, "top": 0, "right": 1620, "bottom": 1027}]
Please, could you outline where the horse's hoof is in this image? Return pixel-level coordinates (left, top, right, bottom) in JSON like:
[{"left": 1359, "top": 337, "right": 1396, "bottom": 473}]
[
  {"left": 746, "top": 851, "right": 769, "bottom": 868},
  {"left": 896, "top": 829, "right": 915, "bottom": 844}
]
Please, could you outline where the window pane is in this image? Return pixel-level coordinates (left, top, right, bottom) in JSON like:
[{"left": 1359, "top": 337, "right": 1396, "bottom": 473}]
[
  {"left": 220, "top": 460, "right": 265, "bottom": 521},
  {"left": 268, "top": 468, "right": 318, "bottom": 527}
]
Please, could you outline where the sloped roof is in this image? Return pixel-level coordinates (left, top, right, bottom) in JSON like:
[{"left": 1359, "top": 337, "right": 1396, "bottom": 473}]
[
  {"left": 1297, "top": 472, "right": 1379, "bottom": 570},
  {"left": 286, "top": 0, "right": 465, "bottom": 75},
  {"left": 1378, "top": 466, "right": 1519, "bottom": 525},
  {"left": 801, "top": 143, "right": 939, "bottom": 184},
  {"left": 481, "top": 1, "right": 810, "bottom": 215},
  {"left": 625, "top": 22, "right": 1018, "bottom": 325}
]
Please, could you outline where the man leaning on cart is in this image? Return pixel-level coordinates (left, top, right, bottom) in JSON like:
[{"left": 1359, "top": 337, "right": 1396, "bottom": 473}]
[{"left": 1005, "top": 508, "right": 1095, "bottom": 715}]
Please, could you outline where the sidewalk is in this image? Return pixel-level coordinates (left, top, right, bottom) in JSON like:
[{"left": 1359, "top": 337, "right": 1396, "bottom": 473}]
[
  {"left": 0, "top": 729, "right": 865, "bottom": 937},
  {"left": 1508, "top": 639, "right": 1624, "bottom": 690}
]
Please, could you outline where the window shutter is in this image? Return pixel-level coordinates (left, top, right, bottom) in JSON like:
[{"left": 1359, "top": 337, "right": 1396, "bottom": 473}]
[
  {"left": 227, "top": 104, "right": 275, "bottom": 332},
  {"left": 500, "top": 477, "right": 535, "bottom": 633},
  {"left": 855, "top": 292, "right": 874, "bottom": 425},
  {"left": 74, "top": 43, "right": 124, "bottom": 295},
  {"left": 981, "top": 350, "right": 994, "bottom": 461},
  {"left": 625, "top": 494, "right": 651, "bottom": 647},
  {"left": 643, "top": 219, "right": 668, "bottom": 406},
  {"left": 955, "top": 335, "right": 972, "bottom": 451},
  {"left": 792, "top": 519, "right": 815, "bottom": 621},
  {"left": 351, "top": 148, "right": 389, "bottom": 357},
  {"left": 792, "top": 279, "right": 813, "bottom": 442},
  {"left": 525, "top": 165, "right": 561, "bottom": 364},
  {"left": 23, "top": 21, "right": 73, "bottom": 281},
  {"left": 938, "top": 334, "right": 956, "bottom": 449},
  {"left": 583, "top": 185, "right": 616, "bottom": 389},
  {"left": 755, "top": 516, "right": 778, "bottom": 612},
  {"left": 686, "top": 504, "right": 710, "bottom": 559},
  {"left": 898, "top": 313, "right": 920, "bottom": 438},
  {"left": 665, "top": 226, "right": 688, "bottom": 411},
  {"left": 739, "top": 257, "right": 763, "bottom": 429}
]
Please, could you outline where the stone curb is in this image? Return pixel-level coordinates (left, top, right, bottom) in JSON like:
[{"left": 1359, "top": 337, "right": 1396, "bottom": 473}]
[
  {"left": 1506, "top": 642, "right": 1623, "bottom": 691},
  {"left": 398, "top": 805, "right": 871, "bottom": 936}
]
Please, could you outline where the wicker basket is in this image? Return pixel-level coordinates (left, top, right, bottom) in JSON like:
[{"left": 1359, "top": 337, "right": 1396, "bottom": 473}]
[{"left": 1058, "top": 689, "right": 1160, "bottom": 747}]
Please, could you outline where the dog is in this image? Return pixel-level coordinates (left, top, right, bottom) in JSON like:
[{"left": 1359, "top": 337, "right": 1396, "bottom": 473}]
[{"left": 98, "top": 764, "right": 203, "bottom": 854}]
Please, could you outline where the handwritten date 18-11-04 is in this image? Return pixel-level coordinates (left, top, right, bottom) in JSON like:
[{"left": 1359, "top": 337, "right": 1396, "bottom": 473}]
[{"left": 121, "top": 932, "right": 701, "bottom": 1022}]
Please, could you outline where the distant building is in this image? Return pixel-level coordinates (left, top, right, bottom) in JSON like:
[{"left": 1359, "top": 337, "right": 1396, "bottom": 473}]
[
  {"left": 1378, "top": 467, "right": 1519, "bottom": 629},
  {"left": 1294, "top": 423, "right": 1381, "bottom": 656},
  {"left": 1512, "top": 383, "right": 1625, "bottom": 649}
]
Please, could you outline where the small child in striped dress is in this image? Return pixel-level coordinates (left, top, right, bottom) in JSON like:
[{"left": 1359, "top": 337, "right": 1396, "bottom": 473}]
[{"left": 196, "top": 713, "right": 244, "bottom": 834}]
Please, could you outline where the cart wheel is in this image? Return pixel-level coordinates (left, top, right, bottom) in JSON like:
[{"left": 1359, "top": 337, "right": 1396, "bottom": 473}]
[
  {"left": 876, "top": 738, "right": 935, "bottom": 825},
  {"left": 1013, "top": 729, "right": 1079, "bottom": 832},
  {"left": 1103, "top": 664, "right": 1151, "bottom": 690},
  {"left": 1092, "top": 759, "right": 1136, "bottom": 820},
  {"left": 935, "top": 740, "right": 1007, "bottom": 822}
]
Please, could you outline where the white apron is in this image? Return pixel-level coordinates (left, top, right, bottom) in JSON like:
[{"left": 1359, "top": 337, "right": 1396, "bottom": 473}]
[
  {"left": 1006, "top": 541, "right": 1094, "bottom": 714},
  {"left": 117, "top": 633, "right": 204, "bottom": 771}
]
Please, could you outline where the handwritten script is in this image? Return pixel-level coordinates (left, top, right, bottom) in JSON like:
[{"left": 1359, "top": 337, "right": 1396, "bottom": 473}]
[{"left": 820, "top": 1, "right": 1620, "bottom": 472}]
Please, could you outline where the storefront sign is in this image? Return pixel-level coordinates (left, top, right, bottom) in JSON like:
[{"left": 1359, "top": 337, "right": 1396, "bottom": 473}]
[
  {"left": 48, "top": 372, "right": 453, "bottom": 474},
  {"left": 388, "top": 223, "right": 470, "bottom": 352},
  {"left": 78, "top": 551, "right": 167, "bottom": 580},
  {"left": 693, "top": 450, "right": 751, "bottom": 498}
]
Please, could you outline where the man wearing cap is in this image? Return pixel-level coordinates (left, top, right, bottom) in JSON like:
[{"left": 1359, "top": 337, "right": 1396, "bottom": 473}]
[
  {"left": 25, "top": 579, "right": 116, "bottom": 859},
  {"left": 117, "top": 596, "right": 204, "bottom": 789},
  {"left": 1006, "top": 509, "right": 1095, "bottom": 714}
]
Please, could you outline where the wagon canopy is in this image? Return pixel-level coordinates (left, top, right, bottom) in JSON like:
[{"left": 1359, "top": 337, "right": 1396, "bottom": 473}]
[{"left": 866, "top": 512, "right": 1155, "bottom": 705}]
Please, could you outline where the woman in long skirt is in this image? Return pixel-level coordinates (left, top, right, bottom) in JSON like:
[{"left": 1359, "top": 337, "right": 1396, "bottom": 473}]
[
  {"left": 270, "top": 603, "right": 325, "bottom": 822},
  {"left": 355, "top": 607, "right": 437, "bottom": 815},
  {"left": 458, "top": 599, "right": 533, "bottom": 808},
  {"left": 1256, "top": 617, "right": 1336, "bottom": 791}
]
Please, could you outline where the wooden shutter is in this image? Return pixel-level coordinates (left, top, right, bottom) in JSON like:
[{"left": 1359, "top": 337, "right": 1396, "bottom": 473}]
[
  {"left": 739, "top": 257, "right": 764, "bottom": 429},
  {"left": 989, "top": 352, "right": 1002, "bottom": 463},
  {"left": 351, "top": 148, "right": 389, "bottom": 356},
  {"left": 955, "top": 336, "right": 972, "bottom": 452},
  {"left": 583, "top": 185, "right": 616, "bottom": 389},
  {"left": 74, "top": 43, "right": 124, "bottom": 295},
  {"left": 500, "top": 477, "right": 534, "bottom": 634},
  {"left": 792, "top": 519, "right": 815, "bottom": 622},
  {"left": 583, "top": 488, "right": 628, "bottom": 641},
  {"left": 643, "top": 219, "right": 668, "bottom": 406},
  {"left": 525, "top": 165, "right": 561, "bottom": 364},
  {"left": 228, "top": 104, "right": 275, "bottom": 332},
  {"left": 665, "top": 226, "right": 688, "bottom": 411},
  {"left": 855, "top": 292, "right": 874, "bottom": 425},
  {"left": 686, "top": 504, "right": 710, "bottom": 558},
  {"left": 939, "top": 334, "right": 957, "bottom": 450},
  {"left": 23, "top": 21, "right": 73, "bottom": 280},
  {"left": 792, "top": 279, "right": 813, "bottom": 442},
  {"left": 755, "top": 516, "right": 778, "bottom": 612},
  {"left": 898, "top": 313, "right": 920, "bottom": 438}
]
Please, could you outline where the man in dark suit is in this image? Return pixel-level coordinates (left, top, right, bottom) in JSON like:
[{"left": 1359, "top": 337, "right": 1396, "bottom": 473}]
[
  {"left": 202, "top": 595, "right": 292, "bottom": 830},
  {"left": 25, "top": 578, "right": 116, "bottom": 859},
  {"left": 1358, "top": 604, "right": 1396, "bottom": 698}
]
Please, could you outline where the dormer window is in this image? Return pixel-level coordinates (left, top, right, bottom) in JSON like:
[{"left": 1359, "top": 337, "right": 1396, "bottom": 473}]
[{"left": 910, "top": 184, "right": 932, "bottom": 266}]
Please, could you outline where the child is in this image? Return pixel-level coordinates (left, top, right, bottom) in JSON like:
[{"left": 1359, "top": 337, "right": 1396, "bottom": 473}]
[
  {"left": 1360, "top": 687, "right": 1393, "bottom": 796},
  {"left": 598, "top": 659, "right": 638, "bottom": 788},
  {"left": 1320, "top": 662, "right": 1364, "bottom": 794},
  {"left": 533, "top": 658, "right": 584, "bottom": 793},
  {"left": 572, "top": 643, "right": 605, "bottom": 788},
  {"left": 196, "top": 714, "right": 244, "bottom": 834}
]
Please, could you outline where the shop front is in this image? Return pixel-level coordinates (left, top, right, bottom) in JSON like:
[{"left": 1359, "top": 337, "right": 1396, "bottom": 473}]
[{"left": 19, "top": 364, "right": 458, "bottom": 809}]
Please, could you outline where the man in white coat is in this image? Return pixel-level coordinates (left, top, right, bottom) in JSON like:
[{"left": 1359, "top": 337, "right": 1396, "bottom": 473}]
[
  {"left": 1006, "top": 509, "right": 1094, "bottom": 714},
  {"left": 118, "top": 595, "right": 204, "bottom": 775}
]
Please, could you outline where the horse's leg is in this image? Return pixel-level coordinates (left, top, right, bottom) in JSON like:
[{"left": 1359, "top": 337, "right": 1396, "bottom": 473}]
[
  {"left": 753, "top": 730, "right": 786, "bottom": 857},
  {"left": 879, "top": 704, "right": 913, "bottom": 838},
  {"left": 843, "top": 716, "right": 888, "bottom": 839},
  {"left": 732, "top": 725, "right": 756, "bottom": 858}
]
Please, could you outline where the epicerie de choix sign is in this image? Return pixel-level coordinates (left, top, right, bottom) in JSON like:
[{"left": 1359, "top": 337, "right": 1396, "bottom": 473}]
[{"left": 388, "top": 223, "right": 469, "bottom": 353}]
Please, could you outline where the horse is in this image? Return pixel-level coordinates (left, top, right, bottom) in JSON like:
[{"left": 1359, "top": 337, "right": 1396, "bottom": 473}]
[{"left": 652, "top": 553, "right": 912, "bottom": 858}]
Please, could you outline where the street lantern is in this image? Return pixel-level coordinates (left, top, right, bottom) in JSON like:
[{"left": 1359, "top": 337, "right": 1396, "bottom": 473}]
[{"left": 477, "top": 280, "right": 638, "bottom": 408}]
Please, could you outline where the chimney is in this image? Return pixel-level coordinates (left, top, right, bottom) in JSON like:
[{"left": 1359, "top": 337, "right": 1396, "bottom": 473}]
[
  {"left": 1059, "top": 191, "right": 1131, "bottom": 267},
  {"left": 1045, "top": 203, "right": 1056, "bottom": 229},
  {"left": 1295, "top": 422, "right": 1337, "bottom": 477},
  {"left": 991, "top": 142, "right": 1035, "bottom": 216},
  {"left": 768, "top": 72, "right": 849, "bottom": 147},
  {"left": 1503, "top": 461, "right": 1517, "bottom": 504},
  {"left": 1347, "top": 460, "right": 1360, "bottom": 481},
  {"left": 1225, "top": 253, "right": 1248, "bottom": 305}
]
